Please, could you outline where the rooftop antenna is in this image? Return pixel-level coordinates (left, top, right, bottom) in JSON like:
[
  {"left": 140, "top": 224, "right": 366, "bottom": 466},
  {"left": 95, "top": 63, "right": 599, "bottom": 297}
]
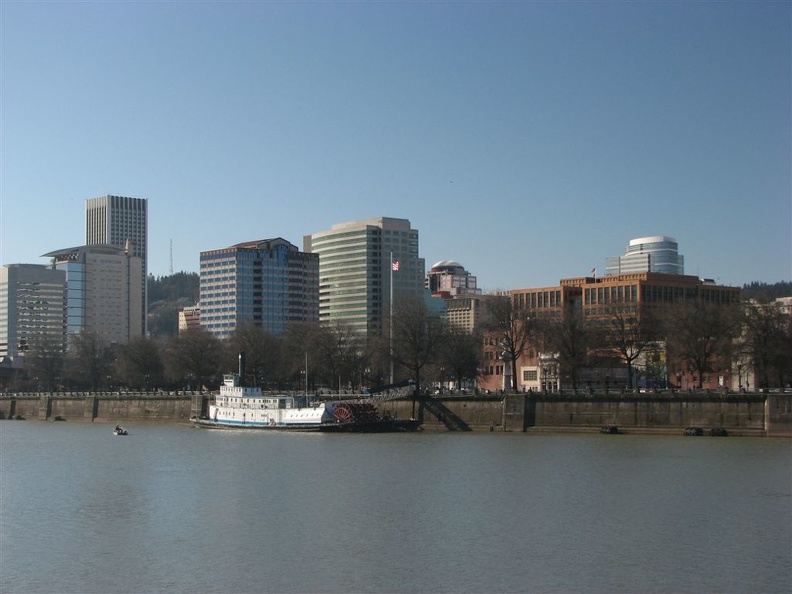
[{"left": 169, "top": 239, "right": 173, "bottom": 275}]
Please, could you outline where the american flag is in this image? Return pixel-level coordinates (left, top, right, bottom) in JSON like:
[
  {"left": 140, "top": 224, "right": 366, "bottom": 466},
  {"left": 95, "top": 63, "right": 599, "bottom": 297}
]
[{"left": 392, "top": 260, "right": 400, "bottom": 272}]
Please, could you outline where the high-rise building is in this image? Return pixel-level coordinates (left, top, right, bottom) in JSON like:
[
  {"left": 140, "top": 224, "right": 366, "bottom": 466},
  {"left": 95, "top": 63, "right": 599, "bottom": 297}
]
[
  {"left": 85, "top": 195, "right": 147, "bottom": 334},
  {"left": 304, "top": 217, "right": 425, "bottom": 338},
  {"left": 42, "top": 245, "right": 144, "bottom": 348},
  {"left": 0, "top": 264, "right": 67, "bottom": 358},
  {"left": 199, "top": 238, "right": 319, "bottom": 339},
  {"left": 426, "top": 260, "right": 481, "bottom": 297},
  {"left": 605, "top": 235, "right": 684, "bottom": 276}
]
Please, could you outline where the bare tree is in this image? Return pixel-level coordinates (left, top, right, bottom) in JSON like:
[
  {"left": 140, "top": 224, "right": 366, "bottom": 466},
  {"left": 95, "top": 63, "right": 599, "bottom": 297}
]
[
  {"left": 740, "top": 301, "right": 792, "bottom": 389},
  {"left": 165, "top": 328, "right": 222, "bottom": 391},
  {"left": 64, "top": 331, "right": 115, "bottom": 391},
  {"left": 281, "top": 322, "right": 321, "bottom": 391},
  {"left": 390, "top": 295, "right": 448, "bottom": 395},
  {"left": 438, "top": 328, "right": 481, "bottom": 391},
  {"left": 313, "top": 321, "right": 366, "bottom": 392},
  {"left": 116, "top": 336, "right": 164, "bottom": 390},
  {"left": 24, "top": 337, "right": 65, "bottom": 392},
  {"left": 484, "top": 296, "right": 534, "bottom": 392},
  {"left": 598, "top": 305, "right": 660, "bottom": 390},
  {"left": 542, "top": 310, "right": 590, "bottom": 390},
  {"left": 664, "top": 301, "right": 740, "bottom": 389},
  {"left": 228, "top": 324, "right": 282, "bottom": 387},
  {"left": 363, "top": 334, "right": 390, "bottom": 389}
]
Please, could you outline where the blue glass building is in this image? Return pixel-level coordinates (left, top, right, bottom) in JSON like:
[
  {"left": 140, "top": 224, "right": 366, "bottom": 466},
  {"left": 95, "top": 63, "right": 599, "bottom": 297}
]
[{"left": 199, "top": 238, "right": 319, "bottom": 339}]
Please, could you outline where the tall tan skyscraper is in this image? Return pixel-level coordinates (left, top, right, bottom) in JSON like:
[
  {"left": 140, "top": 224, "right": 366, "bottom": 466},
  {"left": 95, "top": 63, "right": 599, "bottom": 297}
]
[{"left": 85, "top": 195, "right": 147, "bottom": 335}]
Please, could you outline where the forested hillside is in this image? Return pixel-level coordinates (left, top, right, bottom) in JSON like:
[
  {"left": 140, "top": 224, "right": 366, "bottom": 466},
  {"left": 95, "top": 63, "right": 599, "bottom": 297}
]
[
  {"left": 741, "top": 281, "right": 792, "bottom": 302},
  {"left": 147, "top": 272, "right": 199, "bottom": 336}
]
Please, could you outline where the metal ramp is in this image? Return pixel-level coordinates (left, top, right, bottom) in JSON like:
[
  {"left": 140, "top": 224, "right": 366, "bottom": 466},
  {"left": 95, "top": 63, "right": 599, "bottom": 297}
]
[
  {"left": 419, "top": 398, "right": 471, "bottom": 431},
  {"left": 354, "top": 380, "right": 416, "bottom": 404}
]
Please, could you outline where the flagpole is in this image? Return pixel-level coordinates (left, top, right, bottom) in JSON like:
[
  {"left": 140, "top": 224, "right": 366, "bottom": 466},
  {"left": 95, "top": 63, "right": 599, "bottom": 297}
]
[{"left": 389, "top": 250, "right": 394, "bottom": 384}]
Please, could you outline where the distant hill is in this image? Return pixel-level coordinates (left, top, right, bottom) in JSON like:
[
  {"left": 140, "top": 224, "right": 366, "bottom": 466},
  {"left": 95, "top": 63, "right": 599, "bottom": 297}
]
[
  {"left": 147, "top": 272, "right": 199, "bottom": 337},
  {"left": 741, "top": 281, "right": 792, "bottom": 302}
]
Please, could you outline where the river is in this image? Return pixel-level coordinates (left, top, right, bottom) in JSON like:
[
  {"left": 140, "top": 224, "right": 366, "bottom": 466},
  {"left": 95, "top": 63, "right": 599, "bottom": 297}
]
[{"left": 1, "top": 422, "right": 790, "bottom": 594}]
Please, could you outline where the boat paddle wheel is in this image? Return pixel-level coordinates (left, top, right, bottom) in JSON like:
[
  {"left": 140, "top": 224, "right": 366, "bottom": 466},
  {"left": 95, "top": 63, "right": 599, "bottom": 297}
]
[{"left": 333, "top": 402, "right": 381, "bottom": 425}]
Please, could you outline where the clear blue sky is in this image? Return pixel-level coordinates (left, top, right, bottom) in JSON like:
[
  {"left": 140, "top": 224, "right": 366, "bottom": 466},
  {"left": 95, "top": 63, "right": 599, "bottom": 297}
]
[{"left": 1, "top": 1, "right": 789, "bottom": 290}]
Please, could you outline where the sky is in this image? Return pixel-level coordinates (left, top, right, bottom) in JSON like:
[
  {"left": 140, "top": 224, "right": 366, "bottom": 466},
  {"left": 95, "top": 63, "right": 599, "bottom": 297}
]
[{"left": 1, "top": 1, "right": 790, "bottom": 291}]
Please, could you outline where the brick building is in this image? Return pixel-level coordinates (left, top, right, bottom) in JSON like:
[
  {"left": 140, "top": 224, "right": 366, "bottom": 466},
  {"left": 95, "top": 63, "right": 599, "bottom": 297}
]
[{"left": 479, "top": 273, "right": 741, "bottom": 393}]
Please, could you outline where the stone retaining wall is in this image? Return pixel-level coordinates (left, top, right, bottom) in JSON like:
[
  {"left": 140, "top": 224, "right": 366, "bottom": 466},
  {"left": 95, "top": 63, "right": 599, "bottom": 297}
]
[{"left": 2, "top": 392, "right": 790, "bottom": 437}]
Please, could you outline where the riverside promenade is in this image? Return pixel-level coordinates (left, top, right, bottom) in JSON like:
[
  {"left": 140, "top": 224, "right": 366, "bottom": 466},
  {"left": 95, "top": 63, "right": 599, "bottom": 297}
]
[{"left": 2, "top": 389, "right": 791, "bottom": 437}]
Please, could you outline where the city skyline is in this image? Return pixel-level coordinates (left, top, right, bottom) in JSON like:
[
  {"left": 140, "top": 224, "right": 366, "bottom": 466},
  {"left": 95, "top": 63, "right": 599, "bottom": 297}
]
[
  {"left": 0, "top": 198, "right": 782, "bottom": 292},
  {"left": 1, "top": 2, "right": 789, "bottom": 290}
]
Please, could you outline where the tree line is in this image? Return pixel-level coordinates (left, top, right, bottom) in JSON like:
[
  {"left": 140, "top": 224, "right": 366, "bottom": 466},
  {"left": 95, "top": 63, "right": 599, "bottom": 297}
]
[
  {"left": 8, "top": 287, "right": 792, "bottom": 394},
  {"left": 12, "top": 295, "right": 480, "bottom": 394}
]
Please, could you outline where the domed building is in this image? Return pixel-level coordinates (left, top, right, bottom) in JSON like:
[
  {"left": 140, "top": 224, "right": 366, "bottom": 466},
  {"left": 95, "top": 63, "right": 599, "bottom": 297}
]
[{"left": 425, "top": 260, "right": 481, "bottom": 297}]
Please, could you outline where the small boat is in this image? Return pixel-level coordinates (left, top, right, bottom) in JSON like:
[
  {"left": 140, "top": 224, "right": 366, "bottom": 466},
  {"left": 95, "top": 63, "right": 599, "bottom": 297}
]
[{"left": 113, "top": 425, "right": 128, "bottom": 436}]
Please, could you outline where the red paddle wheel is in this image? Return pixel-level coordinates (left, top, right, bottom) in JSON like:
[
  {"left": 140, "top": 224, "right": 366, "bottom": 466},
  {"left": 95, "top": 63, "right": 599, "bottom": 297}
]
[
  {"left": 333, "top": 403, "right": 357, "bottom": 423},
  {"left": 333, "top": 402, "right": 381, "bottom": 424}
]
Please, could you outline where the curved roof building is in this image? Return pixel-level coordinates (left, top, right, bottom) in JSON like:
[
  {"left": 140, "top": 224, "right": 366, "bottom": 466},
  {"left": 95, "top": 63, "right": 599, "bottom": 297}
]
[{"left": 606, "top": 236, "right": 684, "bottom": 276}]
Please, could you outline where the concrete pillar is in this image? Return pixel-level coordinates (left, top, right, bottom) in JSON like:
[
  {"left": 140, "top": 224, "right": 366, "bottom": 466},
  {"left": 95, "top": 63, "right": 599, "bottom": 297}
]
[
  {"left": 502, "top": 393, "right": 527, "bottom": 432},
  {"left": 84, "top": 396, "right": 98, "bottom": 421},
  {"left": 38, "top": 396, "right": 51, "bottom": 420},
  {"left": 191, "top": 394, "right": 207, "bottom": 419},
  {"left": 765, "top": 394, "right": 792, "bottom": 437}
]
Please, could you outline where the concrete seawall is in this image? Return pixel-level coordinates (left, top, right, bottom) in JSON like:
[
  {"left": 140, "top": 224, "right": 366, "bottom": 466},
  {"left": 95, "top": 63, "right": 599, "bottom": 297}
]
[
  {"left": 1, "top": 391, "right": 790, "bottom": 437},
  {"left": 0, "top": 392, "right": 201, "bottom": 424}
]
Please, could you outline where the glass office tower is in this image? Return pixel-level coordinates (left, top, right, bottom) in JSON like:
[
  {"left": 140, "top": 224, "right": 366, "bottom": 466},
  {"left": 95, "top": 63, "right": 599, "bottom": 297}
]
[
  {"left": 305, "top": 217, "right": 425, "bottom": 339},
  {"left": 199, "top": 238, "right": 319, "bottom": 339},
  {"left": 0, "top": 264, "right": 66, "bottom": 358},
  {"left": 606, "top": 236, "right": 685, "bottom": 276}
]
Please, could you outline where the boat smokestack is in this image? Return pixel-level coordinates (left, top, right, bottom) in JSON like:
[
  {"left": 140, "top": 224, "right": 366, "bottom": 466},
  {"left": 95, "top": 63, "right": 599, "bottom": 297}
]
[{"left": 238, "top": 352, "right": 245, "bottom": 380}]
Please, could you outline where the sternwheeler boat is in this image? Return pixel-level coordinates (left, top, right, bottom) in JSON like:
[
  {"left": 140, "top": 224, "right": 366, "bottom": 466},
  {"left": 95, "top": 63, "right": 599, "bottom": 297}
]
[{"left": 192, "top": 373, "right": 420, "bottom": 433}]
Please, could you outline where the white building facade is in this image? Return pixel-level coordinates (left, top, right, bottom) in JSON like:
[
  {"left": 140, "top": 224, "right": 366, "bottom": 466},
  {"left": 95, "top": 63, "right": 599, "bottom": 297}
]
[
  {"left": 0, "top": 264, "right": 67, "bottom": 358},
  {"left": 606, "top": 235, "right": 684, "bottom": 276}
]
